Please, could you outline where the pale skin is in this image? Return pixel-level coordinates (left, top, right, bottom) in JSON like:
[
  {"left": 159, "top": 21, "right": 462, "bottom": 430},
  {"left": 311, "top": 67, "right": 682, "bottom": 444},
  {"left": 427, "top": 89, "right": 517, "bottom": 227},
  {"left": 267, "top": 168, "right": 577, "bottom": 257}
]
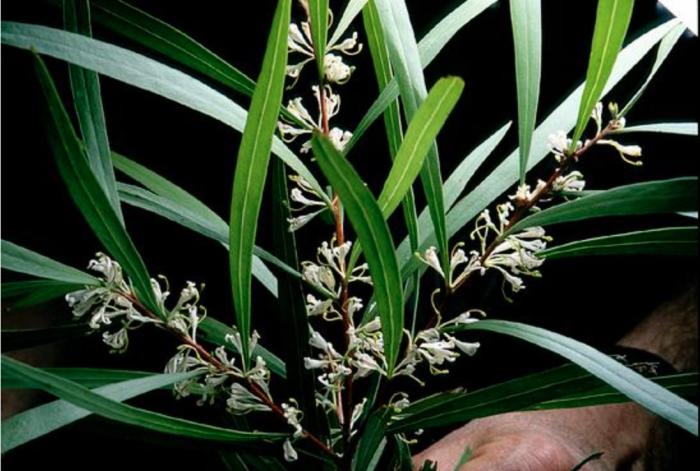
[{"left": 414, "top": 283, "right": 697, "bottom": 471}]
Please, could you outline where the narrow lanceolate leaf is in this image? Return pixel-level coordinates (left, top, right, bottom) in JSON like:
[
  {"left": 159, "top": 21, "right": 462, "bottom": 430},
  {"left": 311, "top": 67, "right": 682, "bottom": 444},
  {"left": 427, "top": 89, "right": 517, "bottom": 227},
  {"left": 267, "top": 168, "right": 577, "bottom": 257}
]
[
  {"left": 570, "top": 0, "right": 634, "bottom": 147},
  {"left": 395, "top": 19, "right": 680, "bottom": 278},
  {"left": 508, "top": 177, "right": 697, "bottom": 234},
  {"left": 2, "top": 369, "right": 197, "bottom": 452},
  {"left": 0, "top": 22, "right": 327, "bottom": 203},
  {"left": 328, "top": 0, "right": 368, "bottom": 47},
  {"left": 308, "top": 0, "right": 329, "bottom": 78},
  {"left": 228, "top": 0, "right": 290, "bottom": 365},
  {"left": 352, "top": 409, "right": 390, "bottom": 471},
  {"left": 2, "top": 358, "right": 283, "bottom": 450},
  {"left": 64, "top": 0, "right": 123, "bottom": 223},
  {"left": 34, "top": 55, "right": 160, "bottom": 314},
  {"left": 611, "top": 122, "right": 698, "bottom": 136},
  {"left": 451, "top": 320, "right": 698, "bottom": 435},
  {"left": 347, "top": 0, "right": 497, "bottom": 153},
  {"left": 1, "top": 240, "right": 98, "bottom": 285},
  {"left": 2, "top": 367, "right": 156, "bottom": 389},
  {"left": 509, "top": 0, "right": 542, "bottom": 184},
  {"left": 270, "top": 157, "right": 322, "bottom": 437},
  {"left": 620, "top": 22, "right": 686, "bottom": 117},
  {"left": 2, "top": 324, "right": 92, "bottom": 352},
  {"left": 1, "top": 280, "right": 82, "bottom": 308},
  {"left": 540, "top": 226, "right": 698, "bottom": 259},
  {"left": 89, "top": 0, "right": 255, "bottom": 96},
  {"left": 374, "top": 0, "right": 451, "bottom": 276},
  {"left": 311, "top": 134, "right": 404, "bottom": 376},
  {"left": 377, "top": 77, "right": 465, "bottom": 218}
]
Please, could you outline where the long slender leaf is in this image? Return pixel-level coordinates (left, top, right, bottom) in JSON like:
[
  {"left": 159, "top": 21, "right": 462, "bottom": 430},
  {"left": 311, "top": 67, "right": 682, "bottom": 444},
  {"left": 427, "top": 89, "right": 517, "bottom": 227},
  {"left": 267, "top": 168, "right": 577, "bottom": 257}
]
[
  {"left": 228, "top": 0, "right": 290, "bottom": 365},
  {"left": 2, "top": 367, "right": 156, "bottom": 389},
  {"left": 2, "top": 324, "right": 92, "bottom": 352},
  {"left": 64, "top": 0, "right": 123, "bottom": 223},
  {"left": 352, "top": 409, "right": 389, "bottom": 471},
  {"left": 571, "top": 0, "right": 634, "bottom": 147},
  {"left": 2, "top": 369, "right": 198, "bottom": 451},
  {"left": 346, "top": 0, "right": 497, "bottom": 153},
  {"left": 308, "top": 0, "right": 329, "bottom": 78},
  {"left": 116, "top": 183, "right": 280, "bottom": 297},
  {"left": 611, "top": 122, "right": 698, "bottom": 136},
  {"left": 395, "top": 19, "right": 685, "bottom": 278},
  {"left": 362, "top": 0, "right": 421, "bottom": 329},
  {"left": 34, "top": 55, "right": 160, "bottom": 314},
  {"left": 620, "top": 22, "right": 686, "bottom": 116},
  {"left": 0, "top": 21, "right": 328, "bottom": 203},
  {"left": 328, "top": 0, "right": 368, "bottom": 47},
  {"left": 377, "top": 76, "right": 464, "bottom": 218},
  {"left": 449, "top": 320, "right": 698, "bottom": 435},
  {"left": 270, "top": 157, "right": 322, "bottom": 437},
  {"left": 508, "top": 177, "right": 697, "bottom": 234},
  {"left": 1, "top": 356, "right": 284, "bottom": 447},
  {"left": 1, "top": 280, "right": 82, "bottom": 308},
  {"left": 509, "top": 0, "right": 542, "bottom": 184},
  {"left": 1, "top": 240, "right": 98, "bottom": 285},
  {"left": 374, "top": 0, "right": 450, "bottom": 275},
  {"left": 540, "top": 226, "right": 698, "bottom": 259},
  {"left": 311, "top": 134, "right": 404, "bottom": 376}
]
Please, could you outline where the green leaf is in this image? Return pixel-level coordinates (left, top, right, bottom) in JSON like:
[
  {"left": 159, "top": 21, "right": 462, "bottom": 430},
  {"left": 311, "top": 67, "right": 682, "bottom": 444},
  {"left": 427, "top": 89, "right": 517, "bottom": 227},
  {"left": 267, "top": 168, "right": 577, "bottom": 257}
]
[
  {"left": 34, "top": 55, "right": 160, "bottom": 314},
  {"left": 540, "top": 226, "right": 698, "bottom": 259},
  {"left": 89, "top": 0, "right": 255, "bottom": 96},
  {"left": 1, "top": 356, "right": 284, "bottom": 450},
  {"left": 64, "top": 0, "right": 123, "bottom": 223},
  {"left": 396, "top": 19, "right": 682, "bottom": 278},
  {"left": 571, "top": 0, "right": 634, "bottom": 147},
  {"left": 0, "top": 21, "right": 328, "bottom": 204},
  {"left": 374, "top": 0, "right": 450, "bottom": 276},
  {"left": 509, "top": 0, "right": 542, "bottom": 184},
  {"left": 347, "top": 0, "right": 497, "bottom": 154},
  {"left": 508, "top": 177, "right": 697, "bottom": 234},
  {"left": 1, "top": 240, "right": 98, "bottom": 285},
  {"left": 2, "top": 324, "right": 92, "bottom": 352},
  {"left": 328, "top": 0, "right": 368, "bottom": 47},
  {"left": 611, "top": 122, "right": 698, "bottom": 135},
  {"left": 620, "top": 22, "right": 686, "bottom": 116},
  {"left": 352, "top": 409, "right": 389, "bottom": 471},
  {"left": 311, "top": 134, "right": 404, "bottom": 376},
  {"left": 453, "top": 446, "right": 473, "bottom": 470},
  {"left": 270, "top": 157, "right": 322, "bottom": 437},
  {"left": 450, "top": 320, "right": 698, "bottom": 435},
  {"left": 198, "top": 318, "right": 286, "bottom": 379},
  {"left": 228, "top": 0, "right": 290, "bottom": 365},
  {"left": 116, "top": 183, "right": 280, "bottom": 297},
  {"left": 3, "top": 366, "right": 195, "bottom": 451},
  {"left": 533, "top": 373, "right": 698, "bottom": 410},
  {"left": 389, "top": 363, "right": 599, "bottom": 432},
  {"left": 1, "top": 280, "right": 82, "bottom": 308},
  {"left": 377, "top": 76, "right": 465, "bottom": 218},
  {"left": 2, "top": 367, "right": 157, "bottom": 389},
  {"left": 308, "top": 0, "right": 329, "bottom": 78}
]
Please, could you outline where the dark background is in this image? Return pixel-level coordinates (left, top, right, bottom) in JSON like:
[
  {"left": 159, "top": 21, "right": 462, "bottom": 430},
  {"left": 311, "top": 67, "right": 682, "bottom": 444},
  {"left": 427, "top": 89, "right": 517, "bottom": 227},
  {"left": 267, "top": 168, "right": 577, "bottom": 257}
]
[{"left": 2, "top": 0, "right": 697, "bottom": 468}]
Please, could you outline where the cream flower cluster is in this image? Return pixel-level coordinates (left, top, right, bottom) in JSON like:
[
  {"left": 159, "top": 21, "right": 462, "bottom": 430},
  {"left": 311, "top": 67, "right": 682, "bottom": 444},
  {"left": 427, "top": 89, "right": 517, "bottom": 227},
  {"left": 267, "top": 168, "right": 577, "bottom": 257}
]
[{"left": 65, "top": 253, "right": 203, "bottom": 353}]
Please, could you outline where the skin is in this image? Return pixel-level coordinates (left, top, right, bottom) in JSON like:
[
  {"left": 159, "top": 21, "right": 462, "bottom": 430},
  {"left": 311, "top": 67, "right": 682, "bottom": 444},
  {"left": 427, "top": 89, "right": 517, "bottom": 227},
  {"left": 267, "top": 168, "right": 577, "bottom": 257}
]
[{"left": 414, "top": 283, "right": 697, "bottom": 471}]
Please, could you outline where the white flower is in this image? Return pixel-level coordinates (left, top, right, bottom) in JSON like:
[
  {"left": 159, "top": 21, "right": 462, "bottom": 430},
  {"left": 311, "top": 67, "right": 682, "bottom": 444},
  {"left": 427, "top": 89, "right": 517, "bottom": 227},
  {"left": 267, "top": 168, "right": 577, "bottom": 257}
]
[
  {"left": 548, "top": 131, "right": 581, "bottom": 161},
  {"left": 329, "top": 31, "right": 363, "bottom": 56},
  {"left": 102, "top": 328, "right": 129, "bottom": 353},
  {"left": 302, "top": 262, "right": 337, "bottom": 297},
  {"left": 444, "top": 334, "right": 480, "bottom": 356},
  {"left": 597, "top": 139, "right": 643, "bottom": 166},
  {"left": 324, "top": 53, "right": 354, "bottom": 84},
  {"left": 226, "top": 383, "right": 271, "bottom": 415},
  {"left": 552, "top": 171, "right": 586, "bottom": 194},
  {"left": 591, "top": 101, "right": 604, "bottom": 133},
  {"left": 282, "top": 399, "right": 304, "bottom": 438},
  {"left": 416, "top": 246, "right": 445, "bottom": 279},
  {"left": 328, "top": 127, "right": 353, "bottom": 151},
  {"left": 283, "top": 439, "right": 298, "bottom": 462}
]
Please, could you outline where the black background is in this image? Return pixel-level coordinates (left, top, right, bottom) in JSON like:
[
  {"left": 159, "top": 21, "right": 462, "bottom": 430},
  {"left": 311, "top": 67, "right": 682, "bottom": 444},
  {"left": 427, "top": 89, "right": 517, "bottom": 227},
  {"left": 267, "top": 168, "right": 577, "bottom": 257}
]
[{"left": 1, "top": 0, "right": 698, "bottom": 469}]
